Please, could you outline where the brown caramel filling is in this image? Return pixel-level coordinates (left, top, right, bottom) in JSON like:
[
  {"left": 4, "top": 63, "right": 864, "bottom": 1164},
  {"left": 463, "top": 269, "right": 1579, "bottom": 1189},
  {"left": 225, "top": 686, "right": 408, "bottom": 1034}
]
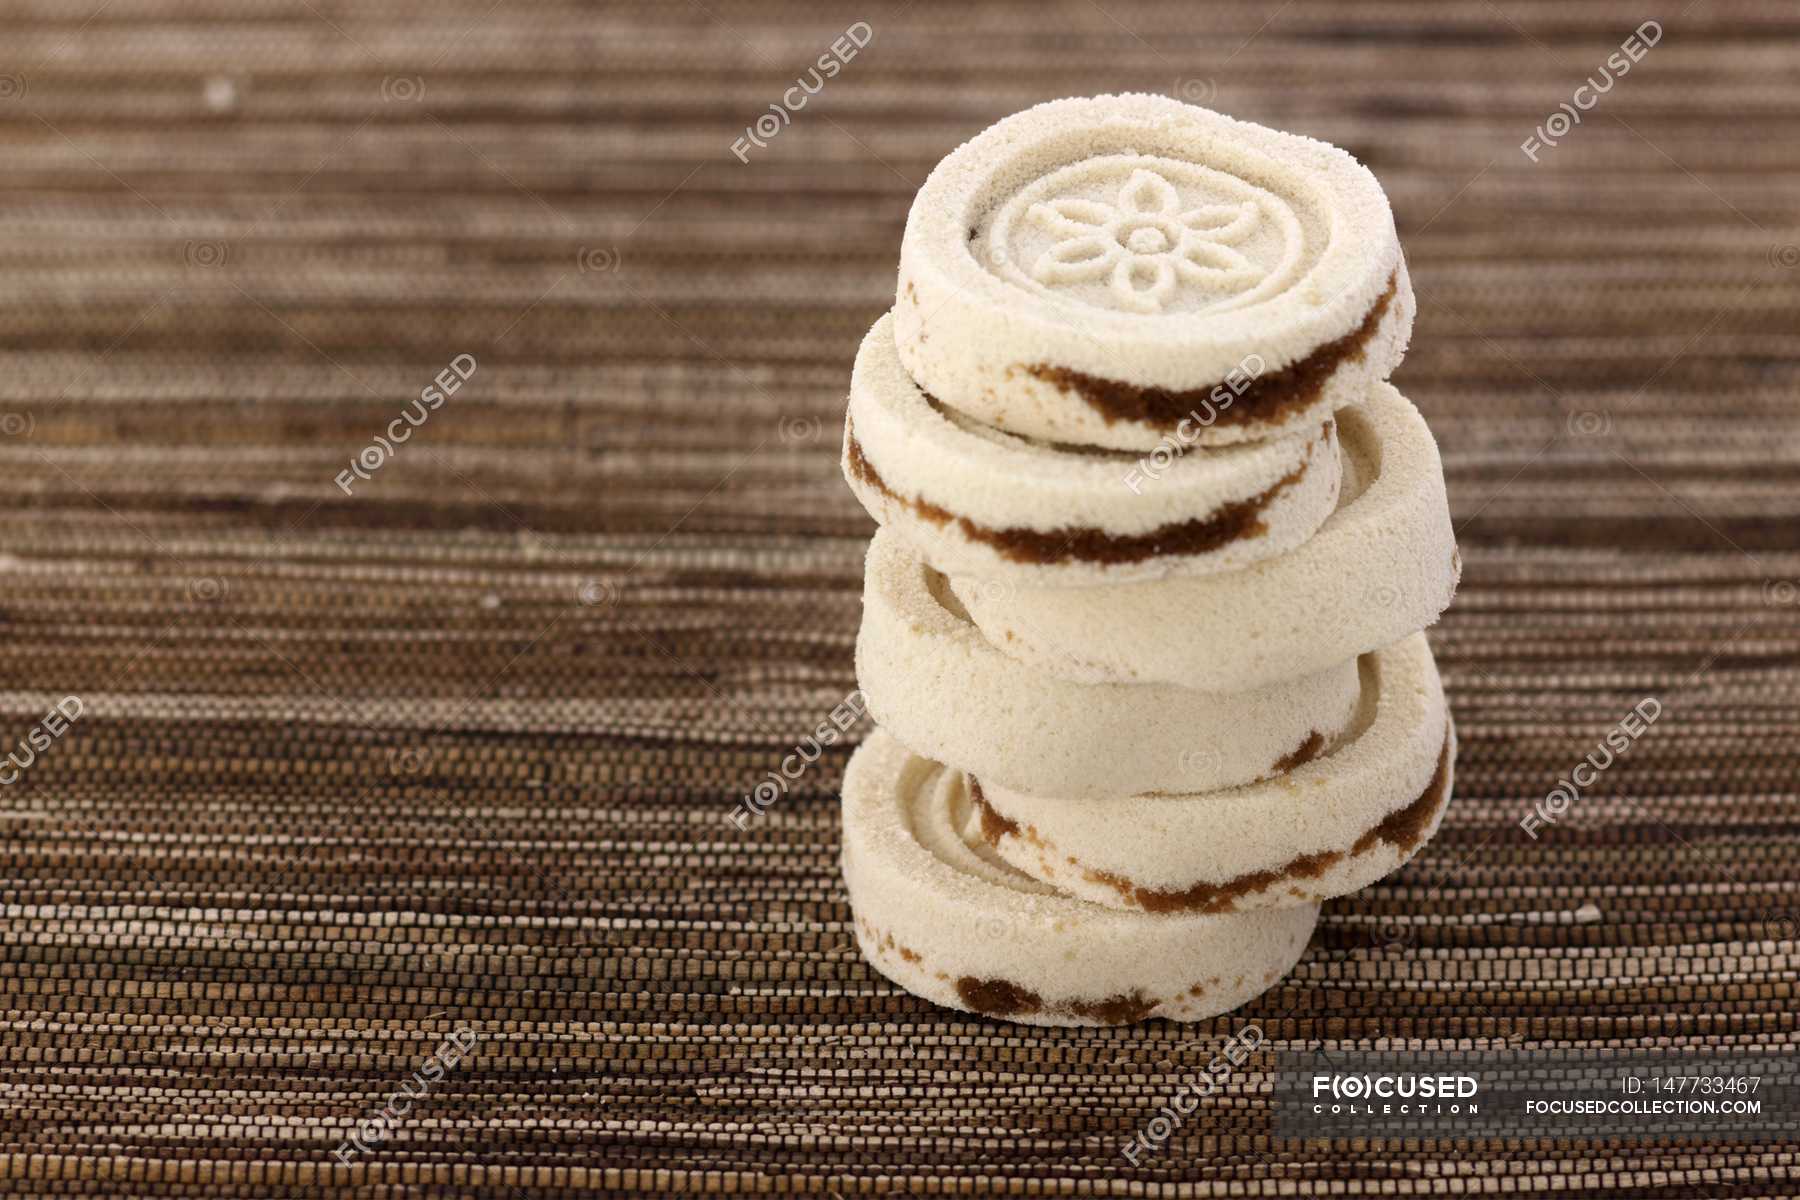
[
  {"left": 1271, "top": 729, "right": 1328, "bottom": 774},
  {"left": 952, "top": 976, "right": 1160, "bottom": 1024},
  {"left": 858, "top": 893, "right": 1191, "bottom": 1026},
  {"left": 861, "top": 915, "right": 1171, "bottom": 1024},
  {"left": 1349, "top": 732, "right": 1453, "bottom": 858},
  {"left": 1022, "top": 270, "right": 1399, "bottom": 430},
  {"left": 971, "top": 728, "right": 1453, "bottom": 915},
  {"left": 846, "top": 416, "right": 1323, "bottom": 566},
  {"left": 954, "top": 976, "right": 1041, "bottom": 1016},
  {"left": 969, "top": 779, "right": 1019, "bottom": 843}
]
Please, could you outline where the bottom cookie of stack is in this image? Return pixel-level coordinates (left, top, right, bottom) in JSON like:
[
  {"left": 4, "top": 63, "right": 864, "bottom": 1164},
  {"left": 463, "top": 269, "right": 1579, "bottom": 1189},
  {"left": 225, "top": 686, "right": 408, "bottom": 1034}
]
[{"left": 842, "top": 729, "right": 1319, "bottom": 1026}]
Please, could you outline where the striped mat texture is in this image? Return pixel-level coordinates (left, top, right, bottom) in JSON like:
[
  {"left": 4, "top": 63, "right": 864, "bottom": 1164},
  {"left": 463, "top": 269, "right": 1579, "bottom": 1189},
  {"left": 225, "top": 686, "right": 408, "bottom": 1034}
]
[{"left": 1, "top": 0, "right": 1797, "bottom": 1195}]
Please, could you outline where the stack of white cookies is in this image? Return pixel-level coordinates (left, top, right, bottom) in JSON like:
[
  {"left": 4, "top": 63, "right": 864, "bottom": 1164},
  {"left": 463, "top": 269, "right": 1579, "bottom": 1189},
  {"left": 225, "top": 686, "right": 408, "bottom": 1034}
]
[{"left": 838, "top": 95, "right": 1459, "bottom": 1026}]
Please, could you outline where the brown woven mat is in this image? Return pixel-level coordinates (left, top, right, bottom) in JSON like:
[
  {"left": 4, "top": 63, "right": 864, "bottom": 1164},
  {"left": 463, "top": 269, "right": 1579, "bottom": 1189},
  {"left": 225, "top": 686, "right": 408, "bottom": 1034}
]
[{"left": 1, "top": 1, "right": 1797, "bottom": 1195}]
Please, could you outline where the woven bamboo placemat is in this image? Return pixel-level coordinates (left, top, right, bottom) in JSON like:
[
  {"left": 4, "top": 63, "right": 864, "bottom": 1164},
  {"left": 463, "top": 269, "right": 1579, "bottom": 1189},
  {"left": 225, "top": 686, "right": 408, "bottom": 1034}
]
[{"left": 0, "top": 1, "right": 1796, "bottom": 1195}]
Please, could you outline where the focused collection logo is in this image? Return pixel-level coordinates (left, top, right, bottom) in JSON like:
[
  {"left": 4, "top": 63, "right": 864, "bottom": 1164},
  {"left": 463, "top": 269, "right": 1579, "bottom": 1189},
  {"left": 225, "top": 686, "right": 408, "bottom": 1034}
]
[{"left": 1310, "top": 1072, "right": 1480, "bottom": 1116}]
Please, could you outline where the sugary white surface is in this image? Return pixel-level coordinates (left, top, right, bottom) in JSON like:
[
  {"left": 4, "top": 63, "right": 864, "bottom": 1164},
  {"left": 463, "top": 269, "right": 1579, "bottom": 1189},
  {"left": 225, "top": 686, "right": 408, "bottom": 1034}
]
[
  {"left": 844, "top": 311, "right": 1342, "bottom": 587},
  {"left": 954, "top": 380, "right": 1459, "bottom": 688},
  {"left": 979, "top": 634, "right": 1453, "bottom": 912},
  {"left": 841, "top": 728, "right": 1320, "bottom": 1025},
  {"left": 855, "top": 527, "right": 1362, "bottom": 799},
  {"left": 894, "top": 93, "right": 1411, "bottom": 450}
]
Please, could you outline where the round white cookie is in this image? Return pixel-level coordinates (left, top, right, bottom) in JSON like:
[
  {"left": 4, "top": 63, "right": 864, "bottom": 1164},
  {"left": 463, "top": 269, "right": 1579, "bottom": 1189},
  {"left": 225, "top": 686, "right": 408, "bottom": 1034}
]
[
  {"left": 895, "top": 93, "right": 1412, "bottom": 451},
  {"left": 844, "top": 312, "right": 1343, "bottom": 587},
  {"left": 856, "top": 527, "right": 1361, "bottom": 799},
  {"left": 842, "top": 729, "right": 1320, "bottom": 1026},
  {"left": 953, "top": 380, "right": 1459, "bottom": 688},
  {"left": 972, "top": 634, "right": 1453, "bottom": 915}
]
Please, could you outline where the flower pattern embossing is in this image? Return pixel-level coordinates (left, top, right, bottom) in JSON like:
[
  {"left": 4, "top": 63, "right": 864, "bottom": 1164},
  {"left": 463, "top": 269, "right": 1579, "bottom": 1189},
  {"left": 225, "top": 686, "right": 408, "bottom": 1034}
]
[{"left": 1026, "top": 167, "right": 1264, "bottom": 312}]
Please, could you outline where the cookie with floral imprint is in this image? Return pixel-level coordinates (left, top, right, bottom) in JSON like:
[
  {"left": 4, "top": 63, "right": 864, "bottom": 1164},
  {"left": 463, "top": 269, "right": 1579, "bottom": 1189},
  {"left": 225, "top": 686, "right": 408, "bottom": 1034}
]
[{"left": 895, "top": 93, "right": 1413, "bottom": 451}]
